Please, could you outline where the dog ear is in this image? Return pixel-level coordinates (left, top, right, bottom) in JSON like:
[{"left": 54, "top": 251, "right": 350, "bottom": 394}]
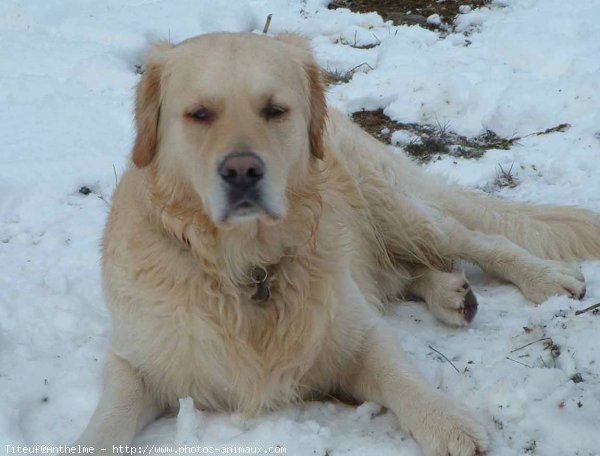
[
  {"left": 132, "top": 42, "right": 173, "bottom": 168},
  {"left": 305, "top": 61, "right": 326, "bottom": 160},
  {"left": 276, "top": 34, "right": 327, "bottom": 160}
]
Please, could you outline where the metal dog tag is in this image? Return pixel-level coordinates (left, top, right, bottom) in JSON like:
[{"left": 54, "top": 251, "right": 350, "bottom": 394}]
[{"left": 251, "top": 266, "right": 271, "bottom": 302}]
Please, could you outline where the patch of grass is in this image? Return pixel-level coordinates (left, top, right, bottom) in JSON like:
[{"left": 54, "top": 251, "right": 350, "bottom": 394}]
[
  {"left": 351, "top": 109, "right": 510, "bottom": 162},
  {"left": 494, "top": 163, "right": 518, "bottom": 189},
  {"left": 350, "top": 109, "right": 398, "bottom": 142},
  {"left": 351, "top": 109, "right": 569, "bottom": 165},
  {"left": 331, "top": 0, "right": 490, "bottom": 30},
  {"left": 332, "top": 30, "right": 380, "bottom": 49},
  {"left": 323, "top": 62, "right": 374, "bottom": 85},
  {"left": 404, "top": 136, "right": 450, "bottom": 161}
]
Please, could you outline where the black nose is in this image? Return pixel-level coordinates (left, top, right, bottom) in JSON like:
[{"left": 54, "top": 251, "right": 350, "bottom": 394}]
[{"left": 218, "top": 152, "right": 264, "bottom": 190}]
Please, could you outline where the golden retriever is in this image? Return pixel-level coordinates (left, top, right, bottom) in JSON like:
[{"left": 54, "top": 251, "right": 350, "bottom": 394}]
[{"left": 75, "top": 33, "right": 600, "bottom": 455}]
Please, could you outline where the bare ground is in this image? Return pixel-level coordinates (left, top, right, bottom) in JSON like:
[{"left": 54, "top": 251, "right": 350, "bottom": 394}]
[
  {"left": 329, "top": 0, "right": 489, "bottom": 28},
  {"left": 351, "top": 109, "right": 569, "bottom": 163}
]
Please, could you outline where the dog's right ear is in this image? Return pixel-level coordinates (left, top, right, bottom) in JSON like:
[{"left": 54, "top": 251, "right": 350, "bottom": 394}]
[{"left": 132, "top": 42, "right": 173, "bottom": 168}]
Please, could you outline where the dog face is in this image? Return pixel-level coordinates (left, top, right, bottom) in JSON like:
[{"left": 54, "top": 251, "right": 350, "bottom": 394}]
[{"left": 132, "top": 33, "right": 326, "bottom": 227}]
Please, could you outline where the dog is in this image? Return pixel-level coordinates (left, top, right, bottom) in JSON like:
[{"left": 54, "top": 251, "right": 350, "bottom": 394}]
[{"left": 75, "top": 33, "right": 600, "bottom": 455}]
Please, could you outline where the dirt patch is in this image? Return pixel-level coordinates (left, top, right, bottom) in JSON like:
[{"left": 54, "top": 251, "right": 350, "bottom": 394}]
[
  {"left": 329, "top": 0, "right": 489, "bottom": 29},
  {"left": 351, "top": 109, "right": 569, "bottom": 163},
  {"left": 351, "top": 109, "right": 510, "bottom": 162}
]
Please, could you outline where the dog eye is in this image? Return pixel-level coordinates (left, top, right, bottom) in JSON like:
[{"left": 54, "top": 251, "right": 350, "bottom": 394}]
[
  {"left": 262, "top": 104, "right": 288, "bottom": 120},
  {"left": 187, "top": 107, "right": 213, "bottom": 123}
]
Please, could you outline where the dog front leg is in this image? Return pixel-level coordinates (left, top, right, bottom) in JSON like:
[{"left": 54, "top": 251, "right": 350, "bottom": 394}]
[
  {"left": 344, "top": 322, "right": 487, "bottom": 456},
  {"left": 75, "top": 350, "right": 161, "bottom": 449},
  {"left": 445, "top": 226, "right": 586, "bottom": 304}
]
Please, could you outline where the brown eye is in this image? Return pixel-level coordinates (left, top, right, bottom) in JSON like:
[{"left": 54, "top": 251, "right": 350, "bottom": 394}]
[
  {"left": 262, "top": 104, "right": 288, "bottom": 120},
  {"left": 188, "top": 107, "right": 213, "bottom": 123}
]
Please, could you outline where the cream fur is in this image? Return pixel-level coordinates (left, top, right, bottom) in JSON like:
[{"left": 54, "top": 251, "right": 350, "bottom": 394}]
[{"left": 75, "top": 32, "right": 600, "bottom": 456}]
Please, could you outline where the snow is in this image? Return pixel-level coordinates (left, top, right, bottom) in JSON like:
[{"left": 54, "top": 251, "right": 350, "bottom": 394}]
[
  {"left": 426, "top": 14, "right": 441, "bottom": 26},
  {"left": 391, "top": 130, "right": 420, "bottom": 147},
  {"left": 1, "top": 0, "right": 599, "bottom": 454}
]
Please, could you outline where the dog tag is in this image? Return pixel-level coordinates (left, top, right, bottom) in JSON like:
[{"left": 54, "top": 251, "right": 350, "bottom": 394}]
[
  {"left": 251, "top": 266, "right": 271, "bottom": 302},
  {"left": 252, "top": 280, "right": 271, "bottom": 302}
]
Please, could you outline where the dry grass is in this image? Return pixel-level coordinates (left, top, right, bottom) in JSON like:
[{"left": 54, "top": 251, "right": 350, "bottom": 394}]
[
  {"left": 494, "top": 163, "right": 518, "bottom": 189},
  {"left": 323, "top": 62, "right": 375, "bottom": 85},
  {"left": 351, "top": 109, "right": 570, "bottom": 166},
  {"left": 351, "top": 109, "right": 521, "bottom": 163},
  {"left": 330, "top": 0, "right": 490, "bottom": 29}
]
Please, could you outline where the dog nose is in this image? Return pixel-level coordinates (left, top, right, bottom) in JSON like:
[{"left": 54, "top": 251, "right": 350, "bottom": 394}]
[{"left": 218, "top": 152, "right": 264, "bottom": 190}]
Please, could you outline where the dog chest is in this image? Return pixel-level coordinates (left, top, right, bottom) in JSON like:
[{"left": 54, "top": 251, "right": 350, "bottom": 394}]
[{"left": 109, "top": 276, "right": 339, "bottom": 414}]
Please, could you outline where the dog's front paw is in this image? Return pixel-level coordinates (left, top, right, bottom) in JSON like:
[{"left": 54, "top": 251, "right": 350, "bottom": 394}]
[
  {"left": 517, "top": 260, "right": 586, "bottom": 304},
  {"left": 426, "top": 273, "right": 478, "bottom": 327},
  {"left": 409, "top": 398, "right": 488, "bottom": 456}
]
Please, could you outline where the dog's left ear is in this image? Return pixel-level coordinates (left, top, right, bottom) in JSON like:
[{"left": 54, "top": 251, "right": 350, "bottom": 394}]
[
  {"left": 305, "top": 60, "right": 326, "bottom": 160},
  {"left": 276, "top": 34, "right": 326, "bottom": 160},
  {"left": 132, "top": 41, "right": 173, "bottom": 168}
]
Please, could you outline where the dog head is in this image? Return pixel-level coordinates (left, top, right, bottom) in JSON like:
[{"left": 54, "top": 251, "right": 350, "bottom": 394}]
[{"left": 132, "top": 33, "right": 326, "bottom": 227}]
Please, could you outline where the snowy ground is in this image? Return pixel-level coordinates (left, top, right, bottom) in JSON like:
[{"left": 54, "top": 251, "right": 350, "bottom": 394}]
[{"left": 1, "top": 0, "right": 599, "bottom": 454}]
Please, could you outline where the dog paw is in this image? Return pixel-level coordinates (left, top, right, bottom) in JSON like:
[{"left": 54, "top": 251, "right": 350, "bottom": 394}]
[
  {"left": 410, "top": 396, "right": 488, "bottom": 456},
  {"left": 426, "top": 274, "right": 479, "bottom": 326},
  {"left": 517, "top": 260, "right": 586, "bottom": 304}
]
